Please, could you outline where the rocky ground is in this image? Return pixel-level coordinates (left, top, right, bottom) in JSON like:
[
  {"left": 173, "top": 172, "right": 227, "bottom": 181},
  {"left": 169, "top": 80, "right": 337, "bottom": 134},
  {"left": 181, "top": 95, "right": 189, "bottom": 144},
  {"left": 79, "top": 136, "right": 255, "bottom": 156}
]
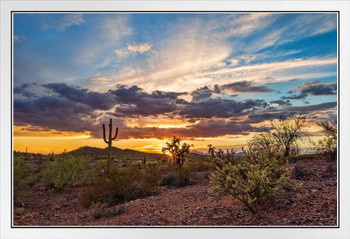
[{"left": 14, "top": 157, "right": 337, "bottom": 226}]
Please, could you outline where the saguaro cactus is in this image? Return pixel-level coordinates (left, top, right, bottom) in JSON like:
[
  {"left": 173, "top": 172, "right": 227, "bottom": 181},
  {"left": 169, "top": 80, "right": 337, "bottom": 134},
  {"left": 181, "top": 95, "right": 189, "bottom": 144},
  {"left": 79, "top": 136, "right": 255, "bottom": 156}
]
[
  {"left": 102, "top": 118, "right": 119, "bottom": 176},
  {"left": 143, "top": 153, "right": 146, "bottom": 168}
]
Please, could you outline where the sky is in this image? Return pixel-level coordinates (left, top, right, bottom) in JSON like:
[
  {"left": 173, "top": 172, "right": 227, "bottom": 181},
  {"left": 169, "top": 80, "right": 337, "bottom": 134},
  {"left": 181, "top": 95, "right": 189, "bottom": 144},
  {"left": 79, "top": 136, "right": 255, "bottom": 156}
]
[{"left": 13, "top": 12, "right": 338, "bottom": 154}]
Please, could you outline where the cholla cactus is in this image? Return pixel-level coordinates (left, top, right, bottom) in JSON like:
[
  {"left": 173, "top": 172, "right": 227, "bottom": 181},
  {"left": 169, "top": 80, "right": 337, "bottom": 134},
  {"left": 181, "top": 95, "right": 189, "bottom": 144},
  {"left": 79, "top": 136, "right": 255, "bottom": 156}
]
[
  {"left": 102, "top": 118, "right": 119, "bottom": 177},
  {"left": 207, "top": 144, "right": 236, "bottom": 168},
  {"left": 209, "top": 145, "right": 299, "bottom": 213},
  {"left": 162, "top": 136, "right": 193, "bottom": 168}
]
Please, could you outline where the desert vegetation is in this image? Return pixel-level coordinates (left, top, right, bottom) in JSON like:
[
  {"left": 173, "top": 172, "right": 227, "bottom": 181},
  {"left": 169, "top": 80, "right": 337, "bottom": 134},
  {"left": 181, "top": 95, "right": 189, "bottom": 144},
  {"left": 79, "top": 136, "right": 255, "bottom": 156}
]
[{"left": 13, "top": 116, "right": 337, "bottom": 226}]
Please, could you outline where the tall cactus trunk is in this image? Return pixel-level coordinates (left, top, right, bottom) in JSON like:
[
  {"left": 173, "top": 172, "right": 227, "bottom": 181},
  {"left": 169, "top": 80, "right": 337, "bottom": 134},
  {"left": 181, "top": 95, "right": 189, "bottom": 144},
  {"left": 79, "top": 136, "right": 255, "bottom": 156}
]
[
  {"left": 103, "top": 118, "right": 119, "bottom": 178},
  {"left": 106, "top": 141, "right": 112, "bottom": 176}
]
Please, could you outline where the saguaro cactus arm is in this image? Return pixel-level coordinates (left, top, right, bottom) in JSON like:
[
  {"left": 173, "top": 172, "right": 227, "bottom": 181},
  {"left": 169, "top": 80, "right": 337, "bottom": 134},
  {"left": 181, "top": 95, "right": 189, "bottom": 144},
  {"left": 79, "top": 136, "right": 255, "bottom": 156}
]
[
  {"left": 112, "top": 127, "right": 118, "bottom": 140},
  {"left": 102, "top": 124, "right": 108, "bottom": 144}
]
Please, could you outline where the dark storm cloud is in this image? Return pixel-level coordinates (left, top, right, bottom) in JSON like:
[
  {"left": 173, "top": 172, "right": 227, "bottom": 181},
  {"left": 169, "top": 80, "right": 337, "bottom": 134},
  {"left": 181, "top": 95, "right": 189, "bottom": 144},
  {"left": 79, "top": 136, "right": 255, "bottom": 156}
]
[
  {"left": 281, "top": 94, "right": 305, "bottom": 100},
  {"left": 43, "top": 83, "right": 116, "bottom": 110},
  {"left": 269, "top": 99, "right": 292, "bottom": 106},
  {"left": 243, "top": 102, "right": 336, "bottom": 124},
  {"left": 14, "top": 83, "right": 38, "bottom": 98},
  {"left": 13, "top": 81, "right": 336, "bottom": 140},
  {"left": 221, "top": 81, "right": 274, "bottom": 93},
  {"left": 191, "top": 86, "right": 213, "bottom": 101},
  {"left": 244, "top": 112, "right": 292, "bottom": 124},
  {"left": 119, "top": 119, "right": 258, "bottom": 140},
  {"left": 285, "top": 101, "right": 337, "bottom": 113},
  {"left": 14, "top": 96, "right": 98, "bottom": 133},
  {"left": 282, "top": 81, "right": 337, "bottom": 100},
  {"left": 299, "top": 81, "right": 336, "bottom": 95},
  {"left": 110, "top": 85, "right": 187, "bottom": 116},
  {"left": 179, "top": 98, "right": 268, "bottom": 118}
]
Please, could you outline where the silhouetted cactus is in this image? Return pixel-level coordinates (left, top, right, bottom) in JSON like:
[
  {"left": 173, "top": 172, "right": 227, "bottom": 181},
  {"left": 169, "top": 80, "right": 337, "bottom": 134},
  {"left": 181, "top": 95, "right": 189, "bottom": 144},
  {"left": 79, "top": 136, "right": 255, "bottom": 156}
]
[
  {"left": 143, "top": 153, "right": 146, "bottom": 168},
  {"left": 25, "top": 147, "right": 28, "bottom": 160},
  {"left": 102, "top": 118, "right": 119, "bottom": 177}
]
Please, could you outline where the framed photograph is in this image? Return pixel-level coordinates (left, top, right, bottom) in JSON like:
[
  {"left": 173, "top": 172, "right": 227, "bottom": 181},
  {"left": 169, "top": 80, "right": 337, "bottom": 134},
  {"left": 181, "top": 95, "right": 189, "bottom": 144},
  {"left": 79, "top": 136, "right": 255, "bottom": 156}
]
[{"left": 1, "top": 1, "right": 349, "bottom": 238}]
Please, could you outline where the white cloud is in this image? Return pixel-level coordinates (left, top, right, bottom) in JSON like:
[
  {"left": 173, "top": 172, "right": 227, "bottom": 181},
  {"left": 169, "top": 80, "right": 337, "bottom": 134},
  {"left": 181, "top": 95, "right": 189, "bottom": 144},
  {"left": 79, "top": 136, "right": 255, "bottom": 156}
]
[
  {"left": 102, "top": 16, "right": 132, "bottom": 41},
  {"left": 42, "top": 14, "right": 84, "bottom": 31},
  {"left": 115, "top": 43, "right": 152, "bottom": 56},
  {"left": 83, "top": 13, "right": 337, "bottom": 94},
  {"left": 74, "top": 16, "right": 132, "bottom": 67},
  {"left": 127, "top": 43, "right": 152, "bottom": 54},
  {"left": 14, "top": 35, "right": 26, "bottom": 42},
  {"left": 224, "top": 13, "right": 275, "bottom": 37}
]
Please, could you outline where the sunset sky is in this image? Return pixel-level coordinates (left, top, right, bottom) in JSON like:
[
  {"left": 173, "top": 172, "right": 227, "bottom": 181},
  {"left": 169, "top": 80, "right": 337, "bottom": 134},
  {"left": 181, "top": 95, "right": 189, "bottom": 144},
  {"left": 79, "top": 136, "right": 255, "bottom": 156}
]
[{"left": 13, "top": 13, "right": 337, "bottom": 154}]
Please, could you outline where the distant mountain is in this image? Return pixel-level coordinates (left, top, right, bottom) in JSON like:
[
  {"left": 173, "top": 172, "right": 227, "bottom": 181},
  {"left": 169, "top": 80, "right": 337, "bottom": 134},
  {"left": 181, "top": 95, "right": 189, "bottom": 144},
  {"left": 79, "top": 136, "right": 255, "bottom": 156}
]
[
  {"left": 67, "top": 146, "right": 164, "bottom": 161},
  {"left": 67, "top": 146, "right": 209, "bottom": 161}
]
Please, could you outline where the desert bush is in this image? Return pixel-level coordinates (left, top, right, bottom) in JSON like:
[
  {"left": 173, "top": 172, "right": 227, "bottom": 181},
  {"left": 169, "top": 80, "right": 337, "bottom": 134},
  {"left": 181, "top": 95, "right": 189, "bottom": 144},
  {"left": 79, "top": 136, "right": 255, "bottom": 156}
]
[
  {"left": 141, "top": 167, "right": 161, "bottom": 195},
  {"left": 145, "top": 161, "right": 158, "bottom": 168},
  {"left": 160, "top": 173, "right": 178, "bottom": 187},
  {"left": 292, "top": 165, "right": 313, "bottom": 179},
  {"left": 159, "top": 166, "right": 191, "bottom": 187},
  {"left": 187, "top": 160, "right": 216, "bottom": 172},
  {"left": 209, "top": 147, "right": 298, "bottom": 213},
  {"left": 318, "top": 120, "right": 337, "bottom": 161},
  {"left": 177, "top": 166, "right": 191, "bottom": 187},
  {"left": 90, "top": 202, "right": 108, "bottom": 219},
  {"left": 14, "top": 158, "right": 38, "bottom": 190},
  {"left": 207, "top": 145, "right": 236, "bottom": 168},
  {"left": 81, "top": 167, "right": 160, "bottom": 207},
  {"left": 40, "top": 155, "right": 91, "bottom": 189},
  {"left": 270, "top": 116, "right": 309, "bottom": 157},
  {"left": 131, "top": 160, "right": 143, "bottom": 169}
]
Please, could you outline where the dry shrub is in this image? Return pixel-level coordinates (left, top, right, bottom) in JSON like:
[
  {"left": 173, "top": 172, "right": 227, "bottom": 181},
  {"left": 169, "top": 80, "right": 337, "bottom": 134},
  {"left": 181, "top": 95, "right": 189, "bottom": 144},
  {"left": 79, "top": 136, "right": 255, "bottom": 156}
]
[{"left": 81, "top": 167, "right": 160, "bottom": 207}]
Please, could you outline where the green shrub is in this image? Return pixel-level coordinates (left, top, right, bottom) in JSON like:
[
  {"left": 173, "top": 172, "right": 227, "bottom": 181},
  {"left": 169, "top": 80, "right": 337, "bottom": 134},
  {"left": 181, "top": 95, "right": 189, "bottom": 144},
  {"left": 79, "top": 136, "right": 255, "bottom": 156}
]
[
  {"left": 14, "top": 158, "right": 38, "bottom": 190},
  {"left": 209, "top": 148, "right": 298, "bottom": 213},
  {"left": 40, "top": 155, "right": 91, "bottom": 189}
]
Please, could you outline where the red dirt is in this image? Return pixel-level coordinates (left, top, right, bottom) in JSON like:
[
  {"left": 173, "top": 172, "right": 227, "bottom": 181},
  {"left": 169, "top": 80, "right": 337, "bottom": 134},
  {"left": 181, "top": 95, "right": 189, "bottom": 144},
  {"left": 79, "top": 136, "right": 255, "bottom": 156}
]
[{"left": 14, "top": 157, "right": 337, "bottom": 226}]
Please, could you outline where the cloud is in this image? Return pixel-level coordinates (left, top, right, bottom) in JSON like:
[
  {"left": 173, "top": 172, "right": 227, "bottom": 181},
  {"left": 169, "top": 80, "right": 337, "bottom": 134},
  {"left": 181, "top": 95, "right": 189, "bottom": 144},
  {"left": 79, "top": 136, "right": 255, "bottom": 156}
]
[
  {"left": 285, "top": 101, "right": 337, "bottom": 113},
  {"left": 244, "top": 101, "right": 336, "bottom": 124},
  {"left": 14, "top": 96, "right": 98, "bottom": 134},
  {"left": 127, "top": 43, "right": 152, "bottom": 54},
  {"left": 179, "top": 98, "right": 268, "bottom": 119},
  {"left": 282, "top": 81, "right": 337, "bottom": 100},
  {"left": 115, "top": 43, "right": 152, "bottom": 56},
  {"left": 269, "top": 100, "right": 292, "bottom": 106},
  {"left": 14, "top": 35, "right": 26, "bottom": 42},
  {"left": 102, "top": 16, "right": 132, "bottom": 41},
  {"left": 217, "top": 13, "right": 276, "bottom": 38},
  {"left": 221, "top": 81, "right": 274, "bottom": 93},
  {"left": 110, "top": 85, "right": 187, "bottom": 117},
  {"left": 42, "top": 14, "right": 84, "bottom": 31},
  {"left": 43, "top": 83, "right": 116, "bottom": 110},
  {"left": 14, "top": 83, "right": 38, "bottom": 98},
  {"left": 191, "top": 86, "right": 214, "bottom": 101},
  {"left": 117, "top": 119, "right": 257, "bottom": 140}
]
